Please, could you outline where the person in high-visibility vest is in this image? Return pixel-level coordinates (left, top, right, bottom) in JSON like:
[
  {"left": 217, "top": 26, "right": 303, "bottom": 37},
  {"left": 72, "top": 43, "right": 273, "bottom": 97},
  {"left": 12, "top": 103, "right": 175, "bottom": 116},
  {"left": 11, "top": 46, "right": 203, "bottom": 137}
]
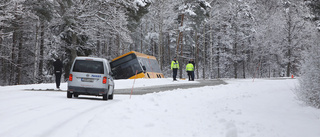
[
  {"left": 186, "top": 61, "right": 194, "bottom": 81},
  {"left": 171, "top": 57, "right": 179, "bottom": 81},
  {"left": 190, "top": 59, "right": 195, "bottom": 80}
]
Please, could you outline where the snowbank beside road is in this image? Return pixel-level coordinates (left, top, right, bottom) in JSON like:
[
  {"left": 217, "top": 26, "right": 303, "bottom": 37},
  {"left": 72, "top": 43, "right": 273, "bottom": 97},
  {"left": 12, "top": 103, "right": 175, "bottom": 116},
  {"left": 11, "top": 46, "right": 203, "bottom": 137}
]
[{"left": 0, "top": 78, "right": 319, "bottom": 137}]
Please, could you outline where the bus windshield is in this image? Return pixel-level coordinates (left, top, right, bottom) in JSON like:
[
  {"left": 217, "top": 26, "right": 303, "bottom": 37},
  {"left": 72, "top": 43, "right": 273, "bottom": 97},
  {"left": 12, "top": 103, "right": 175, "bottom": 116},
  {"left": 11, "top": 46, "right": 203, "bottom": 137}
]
[
  {"left": 110, "top": 54, "right": 143, "bottom": 79},
  {"left": 137, "top": 57, "right": 161, "bottom": 73}
]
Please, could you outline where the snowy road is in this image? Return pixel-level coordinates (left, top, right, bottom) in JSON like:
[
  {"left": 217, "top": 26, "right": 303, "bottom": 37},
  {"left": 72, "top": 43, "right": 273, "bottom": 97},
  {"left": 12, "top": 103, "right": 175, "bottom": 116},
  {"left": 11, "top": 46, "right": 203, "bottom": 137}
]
[{"left": 1, "top": 78, "right": 320, "bottom": 137}]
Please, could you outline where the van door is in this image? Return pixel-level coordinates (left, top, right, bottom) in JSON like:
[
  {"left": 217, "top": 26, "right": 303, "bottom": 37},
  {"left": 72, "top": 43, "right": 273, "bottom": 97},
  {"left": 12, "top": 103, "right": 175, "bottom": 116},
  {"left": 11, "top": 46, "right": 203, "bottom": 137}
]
[{"left": 71, "top": 60, "right": 105, "bottom": 88}]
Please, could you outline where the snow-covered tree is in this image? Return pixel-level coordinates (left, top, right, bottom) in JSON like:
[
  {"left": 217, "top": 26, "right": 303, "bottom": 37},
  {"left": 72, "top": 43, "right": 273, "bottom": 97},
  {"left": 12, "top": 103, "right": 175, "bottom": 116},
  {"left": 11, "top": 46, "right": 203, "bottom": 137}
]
[
  {"left": 47, "top": 0, "right": 144, "bottom": 78},
  {"left": 204, "top": 0, "right": 255, "bottom": 79},
  {"left": 0, "top": 0, "right": 39, "bottom": 85},
  {"left": 308, "top": 0, "right": 320, "bottom": 30},
  {"left": 295, "top": 0, "right": 320, "bottom": 108},
  {"left": 296, "top": 32, "right": 320, "bottom": 108},
  {"left": 0, "top": 0, "right": 319, "bottom": 86}
]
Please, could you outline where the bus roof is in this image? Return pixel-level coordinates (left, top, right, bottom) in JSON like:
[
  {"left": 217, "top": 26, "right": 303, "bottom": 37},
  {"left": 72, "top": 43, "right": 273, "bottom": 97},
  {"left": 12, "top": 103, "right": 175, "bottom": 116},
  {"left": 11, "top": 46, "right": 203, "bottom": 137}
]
[{"left": 111, "top": 51, "right": 157, "bottom": 61}]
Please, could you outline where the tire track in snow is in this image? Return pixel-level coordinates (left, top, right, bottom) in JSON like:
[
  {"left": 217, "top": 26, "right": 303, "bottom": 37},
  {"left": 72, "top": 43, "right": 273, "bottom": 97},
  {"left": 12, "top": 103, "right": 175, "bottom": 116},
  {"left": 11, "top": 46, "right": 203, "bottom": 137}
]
[
  {"left": 1, "top": 96, "right": 114, "bottom": 137},
  {"left": 37, "top": 99, "right": 118, "bottom": 137}
]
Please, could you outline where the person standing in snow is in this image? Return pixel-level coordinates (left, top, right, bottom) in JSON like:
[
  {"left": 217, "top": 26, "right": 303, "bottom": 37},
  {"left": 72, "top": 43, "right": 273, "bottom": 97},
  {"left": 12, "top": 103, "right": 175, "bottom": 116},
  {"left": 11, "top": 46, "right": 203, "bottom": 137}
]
[
  {"left": 171, "top": 57, "right": 179, "bottom": 81},
  {"left": 190, "top": 59, "right": 195, "bottom": 81},
  {"left": 186, "top": 61, "right": 194, "bottom": 81},
  {"left": 53, "top": 58, "right": 63, "bottom": 89}
]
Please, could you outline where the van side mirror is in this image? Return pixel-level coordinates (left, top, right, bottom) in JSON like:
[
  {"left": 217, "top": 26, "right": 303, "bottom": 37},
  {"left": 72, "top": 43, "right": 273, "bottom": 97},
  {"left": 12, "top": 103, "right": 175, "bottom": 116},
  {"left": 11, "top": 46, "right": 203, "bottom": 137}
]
[{"left": 109, "top": 72, "right": 114, "bottom": 76}]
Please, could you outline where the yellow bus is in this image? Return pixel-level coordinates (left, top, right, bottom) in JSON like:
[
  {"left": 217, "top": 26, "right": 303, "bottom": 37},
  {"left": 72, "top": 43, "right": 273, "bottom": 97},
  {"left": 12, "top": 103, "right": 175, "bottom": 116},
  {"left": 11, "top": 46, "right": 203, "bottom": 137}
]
[{"left": 110, "top": 51, "right": 164, "bottom": 79}]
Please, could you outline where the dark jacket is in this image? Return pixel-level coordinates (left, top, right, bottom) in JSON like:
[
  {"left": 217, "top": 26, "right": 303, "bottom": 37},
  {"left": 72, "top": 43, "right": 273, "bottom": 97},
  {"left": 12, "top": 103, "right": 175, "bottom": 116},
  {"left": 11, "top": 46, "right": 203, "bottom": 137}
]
[
  {"left": 191, "top": 61, "right": 195, "bottom": 67},
  {"left": 53, "top": 59, "right": 63, "bottom": 73}
]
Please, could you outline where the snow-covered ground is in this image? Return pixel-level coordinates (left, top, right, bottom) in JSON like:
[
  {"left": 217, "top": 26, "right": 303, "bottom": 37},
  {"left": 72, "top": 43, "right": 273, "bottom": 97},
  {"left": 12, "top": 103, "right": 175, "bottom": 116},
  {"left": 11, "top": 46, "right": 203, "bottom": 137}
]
[{"left": 0, "top": 78, "right": 319, "bottom": 137}]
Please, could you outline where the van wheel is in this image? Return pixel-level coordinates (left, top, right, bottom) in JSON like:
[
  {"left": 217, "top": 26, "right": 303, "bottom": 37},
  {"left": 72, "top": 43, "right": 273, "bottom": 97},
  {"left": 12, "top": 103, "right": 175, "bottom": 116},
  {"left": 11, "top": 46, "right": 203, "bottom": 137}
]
[
  {"left": 67, "top": 91, "right": 72, "bottom": 98},
  {"left": 108, "top": 86, "right": 114, "bottom": 100},
  {"left": 108, "top": 93, "right": 113, "bottom": 100},
  {"left": 74, "top": 94, "right": 79, "bottom": 98},
  {"left": 102, "top": 94, "right": 109, "bottom": 101}
]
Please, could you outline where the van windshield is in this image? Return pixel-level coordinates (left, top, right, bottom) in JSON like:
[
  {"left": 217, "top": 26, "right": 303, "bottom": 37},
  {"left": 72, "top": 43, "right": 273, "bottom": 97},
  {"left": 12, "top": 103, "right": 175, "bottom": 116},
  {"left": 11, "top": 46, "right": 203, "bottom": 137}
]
[{"left": 73, "top": 60, "right": 104, "bottom": 74}]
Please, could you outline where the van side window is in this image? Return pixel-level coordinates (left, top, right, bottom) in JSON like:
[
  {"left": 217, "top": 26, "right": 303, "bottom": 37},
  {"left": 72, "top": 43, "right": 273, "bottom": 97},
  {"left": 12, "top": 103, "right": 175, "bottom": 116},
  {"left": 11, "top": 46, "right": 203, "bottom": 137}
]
[{"left": 73, "top": 60, "right": 104, "bottom": 74}]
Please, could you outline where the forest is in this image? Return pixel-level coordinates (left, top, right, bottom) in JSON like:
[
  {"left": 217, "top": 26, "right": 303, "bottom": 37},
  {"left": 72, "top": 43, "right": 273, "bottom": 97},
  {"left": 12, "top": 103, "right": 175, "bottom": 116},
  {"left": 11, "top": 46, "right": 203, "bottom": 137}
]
[{"left": 0, "top": 0, "right": 319, "bottom": 86}]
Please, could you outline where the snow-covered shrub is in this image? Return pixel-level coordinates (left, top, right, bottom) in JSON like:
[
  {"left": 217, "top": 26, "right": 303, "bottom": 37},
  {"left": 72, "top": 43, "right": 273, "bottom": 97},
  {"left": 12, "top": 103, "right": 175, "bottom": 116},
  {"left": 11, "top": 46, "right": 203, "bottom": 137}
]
[{"left": 295, "top": 44, "right": 320, "bottom": 108}]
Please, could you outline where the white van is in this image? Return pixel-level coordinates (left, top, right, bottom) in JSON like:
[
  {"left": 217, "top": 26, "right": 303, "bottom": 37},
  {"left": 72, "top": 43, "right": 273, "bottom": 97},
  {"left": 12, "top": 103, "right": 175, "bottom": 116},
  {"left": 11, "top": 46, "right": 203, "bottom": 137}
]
[{"left": 67, "top": 57, "right": 115, "bottom": 100}]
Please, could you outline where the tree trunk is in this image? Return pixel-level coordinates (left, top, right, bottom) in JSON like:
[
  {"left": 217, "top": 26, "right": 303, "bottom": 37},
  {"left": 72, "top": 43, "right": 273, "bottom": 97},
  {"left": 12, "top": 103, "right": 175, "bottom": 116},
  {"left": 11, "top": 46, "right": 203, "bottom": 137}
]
[
  {"left": 158, "top": 24, "right": 163, "bottom": 71},
  {"left": 64, "top": 32, "right": 78, "bottom": 80},
  {"left": 176, "top": 32, "right": 181, "bottom": 55},
  {"left": 38, "top": 21, "right": 45, "bottom": 83},
  {"left": 167, "top": 33, "right": 171, "bottom": 72},
  {"left": 233, "top": 28, "right": 239, "bottom": 79},
  {"left": 286, "top": 5, "right": 293, "bottom": 77},
  {"left": 286, "top": 50, "right": 291, "bottom": 77},
  {"left": 16, "top": 14, "right": 24, "bottom": 84},
  {"left": 71, "top": 32, "right": 77, "bottom": 62},
  {"left": 176, "top": 14, "right": 184, "bottom": 57},
  {"left": 102, "top": 41, "right": 106, "bottom": 56},
  {"left": 97, "top": 31, "right": 101, "bottom": 57},
  {"left": 196, "top": 30, "right": 199, "bottom": 79},
  {"left": 34, "top": 22, "right": 39, "bottom": 83},
  {"left": 10, "top": 25, "right": 17, "bottom": 85},
  {"left": 151, "top": 38, "right": 154, "bottom": 56},
  {"left": 0, "top": 29, "right": 4, "bottom": 82},
  {"left": 117, "top": 34, "right": 122, "bottom": 56},
  {"left": 17, "top": 31, "right": 23, "bottom": 85},
  {"left": 233, "top": 35, "right": 238, "bottom": 79},
  {"left": 140, "top": 24, "right": 143, "bottom": 53},
  {"left": 175, "top": 14, "right": 184, "bottom": 79},
  {"left": 217, "top": 37, "right": 220, "bottom": 79},
  {"left": 179, "top": 33, "right": 184, "bottom": 79},
  {"left": 203, "top": 25, "right": 207, "bottom": 79},
  {"left": 209, "top": 26, "right": 213, "bottom": 79},
  {"left": 0, "top": 29, "right": 7, "bottom": 84},
  {"left": 242, "top": 60, "right": 246, "bottom": 78},
  {"left": 286, "top": 25, "right": 292, "bottom": 77}
]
